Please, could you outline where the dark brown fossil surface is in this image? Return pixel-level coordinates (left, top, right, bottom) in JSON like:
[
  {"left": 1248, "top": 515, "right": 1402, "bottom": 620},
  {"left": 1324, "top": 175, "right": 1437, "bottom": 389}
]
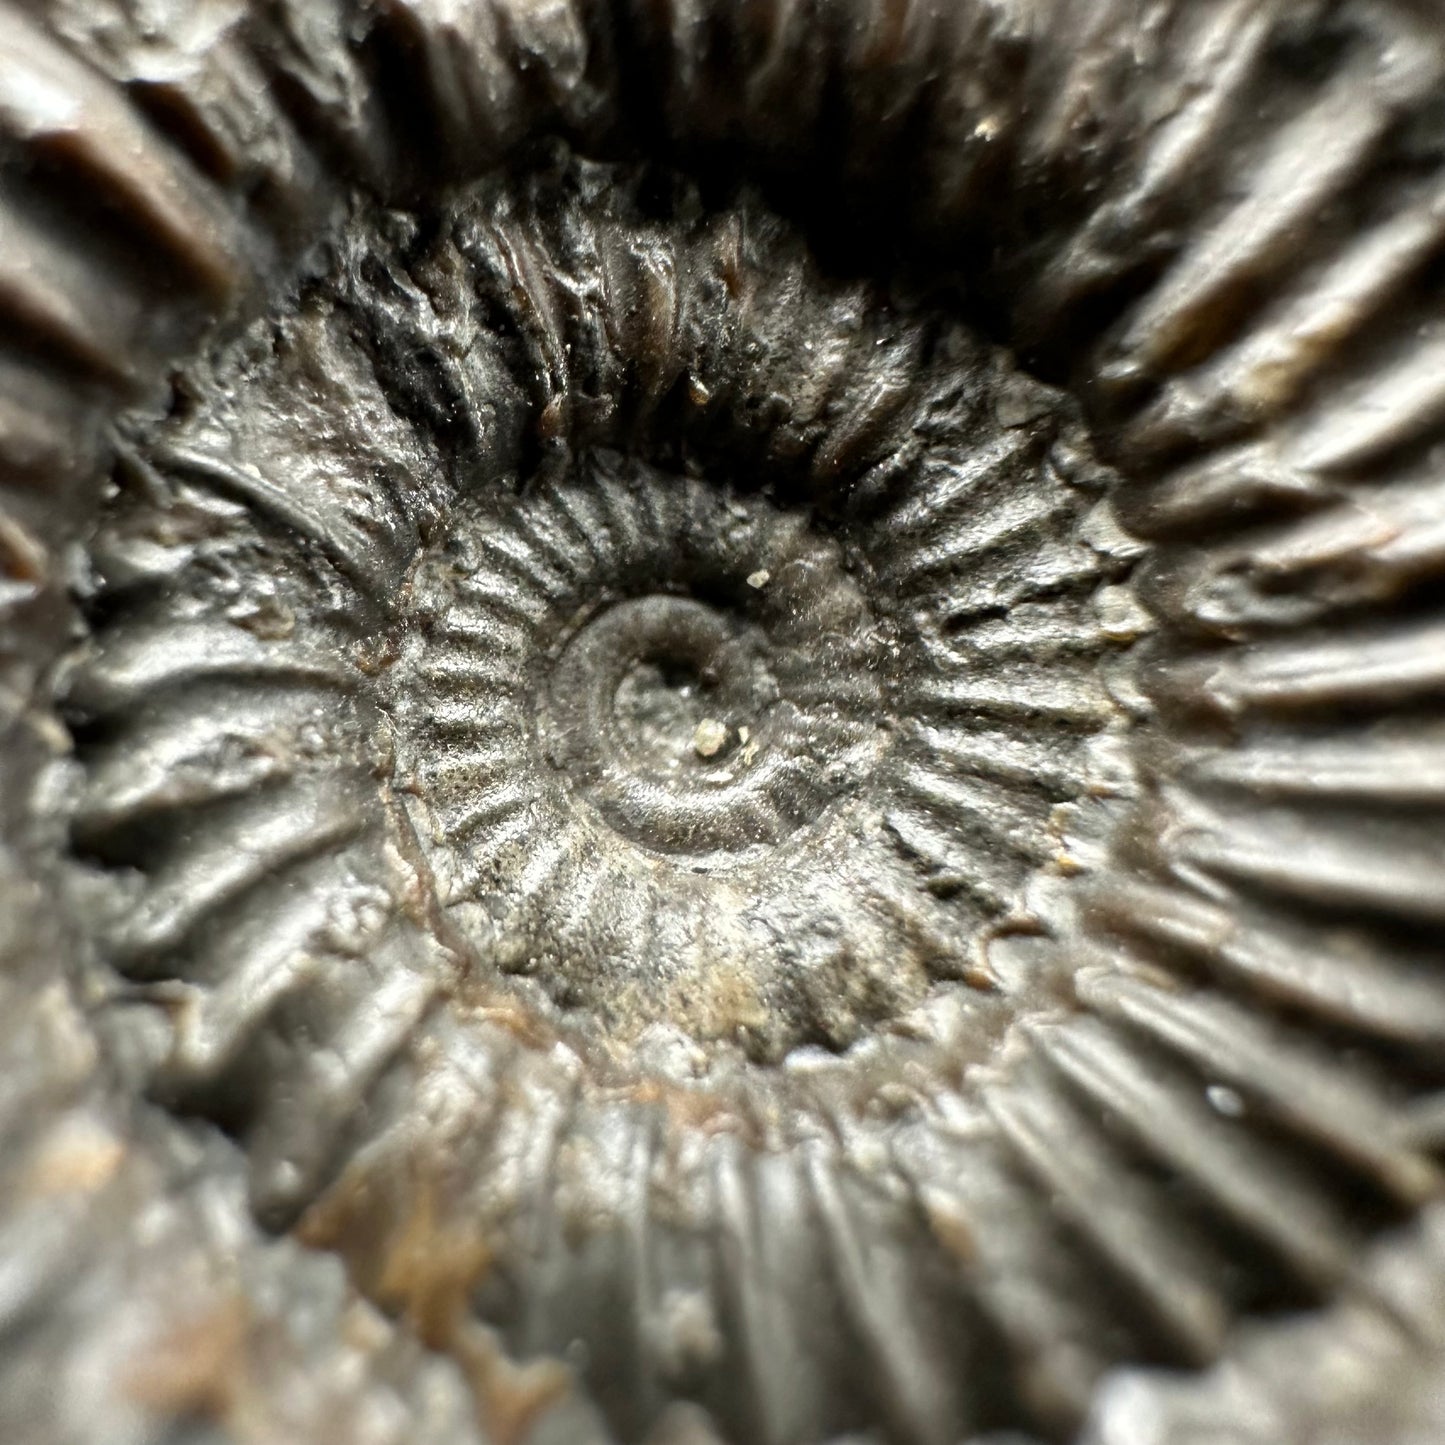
[{"left": 3, "top": 2, "right": 1445, "bottom": 1443}]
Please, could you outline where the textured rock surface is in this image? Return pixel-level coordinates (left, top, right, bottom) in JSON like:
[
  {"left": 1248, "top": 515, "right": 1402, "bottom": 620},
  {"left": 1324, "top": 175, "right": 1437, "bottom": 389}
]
[{"left": 3, "top": 1, "right": 1445, "bottom": 1442}]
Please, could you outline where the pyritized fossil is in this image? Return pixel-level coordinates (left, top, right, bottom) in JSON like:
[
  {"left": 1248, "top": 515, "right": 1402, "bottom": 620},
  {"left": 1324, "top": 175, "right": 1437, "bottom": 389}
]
[{"left": 2, "top": 3, "right": 1445, "bottom": 1444}]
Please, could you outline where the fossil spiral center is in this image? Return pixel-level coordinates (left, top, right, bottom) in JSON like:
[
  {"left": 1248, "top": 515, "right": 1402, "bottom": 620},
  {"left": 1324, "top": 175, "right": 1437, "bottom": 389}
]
[
  {"left": 545, "top": 595, "right": 784, "bottom": 849},
  {"left": 540, "top": 570, "right": 881, "bottom": 860}
]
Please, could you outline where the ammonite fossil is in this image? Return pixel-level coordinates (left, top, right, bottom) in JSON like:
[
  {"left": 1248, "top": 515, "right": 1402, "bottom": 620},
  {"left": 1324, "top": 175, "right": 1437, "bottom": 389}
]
[{"left": 3, "top": 2, "right": 1445, "bottom": 1442}]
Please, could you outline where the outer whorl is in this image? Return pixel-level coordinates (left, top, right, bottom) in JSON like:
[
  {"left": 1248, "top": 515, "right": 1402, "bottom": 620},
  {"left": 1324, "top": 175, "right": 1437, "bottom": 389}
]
[{"left": 2, "top": 3, "right": 1445, "bottom": 1445}]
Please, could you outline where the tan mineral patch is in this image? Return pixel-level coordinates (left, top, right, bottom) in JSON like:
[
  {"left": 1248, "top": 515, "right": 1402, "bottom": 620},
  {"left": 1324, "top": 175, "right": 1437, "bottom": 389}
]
[
  {"left": 21, "top": 1119, "right": 125, "bottom": 1199},
  {"left": 124, "top": 1299, "right": 250, "bottom": 1421}
]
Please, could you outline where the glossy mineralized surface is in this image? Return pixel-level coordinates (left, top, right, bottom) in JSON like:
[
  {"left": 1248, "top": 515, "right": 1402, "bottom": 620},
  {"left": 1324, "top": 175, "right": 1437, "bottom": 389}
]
[{"left": 3, "top": 3, "right": 1445, "bottom": 1444}]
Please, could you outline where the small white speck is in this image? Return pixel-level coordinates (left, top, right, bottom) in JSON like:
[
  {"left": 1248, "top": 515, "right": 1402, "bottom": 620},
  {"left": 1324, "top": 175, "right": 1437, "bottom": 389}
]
[
  {"left": 746, "top": 569, "right": 771, "bottom": 589},
  {"left": 1206, "top": 1085, "right": 1245, "bottom": 1118},
  {"left": 693, "top": 718, "right": 728, "bottom": 758}
]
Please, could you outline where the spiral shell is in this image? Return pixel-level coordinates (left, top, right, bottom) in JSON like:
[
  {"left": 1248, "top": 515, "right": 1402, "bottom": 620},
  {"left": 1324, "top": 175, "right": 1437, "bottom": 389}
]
[{"left": 3, "top": 3, "right": 1445, "bottom": 1444}]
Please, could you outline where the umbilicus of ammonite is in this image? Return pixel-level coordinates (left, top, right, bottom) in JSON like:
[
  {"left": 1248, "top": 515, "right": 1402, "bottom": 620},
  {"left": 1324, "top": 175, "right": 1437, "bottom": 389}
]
[{"left": 2, "top": 1, "right": 1445, "bottom": 1442}]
